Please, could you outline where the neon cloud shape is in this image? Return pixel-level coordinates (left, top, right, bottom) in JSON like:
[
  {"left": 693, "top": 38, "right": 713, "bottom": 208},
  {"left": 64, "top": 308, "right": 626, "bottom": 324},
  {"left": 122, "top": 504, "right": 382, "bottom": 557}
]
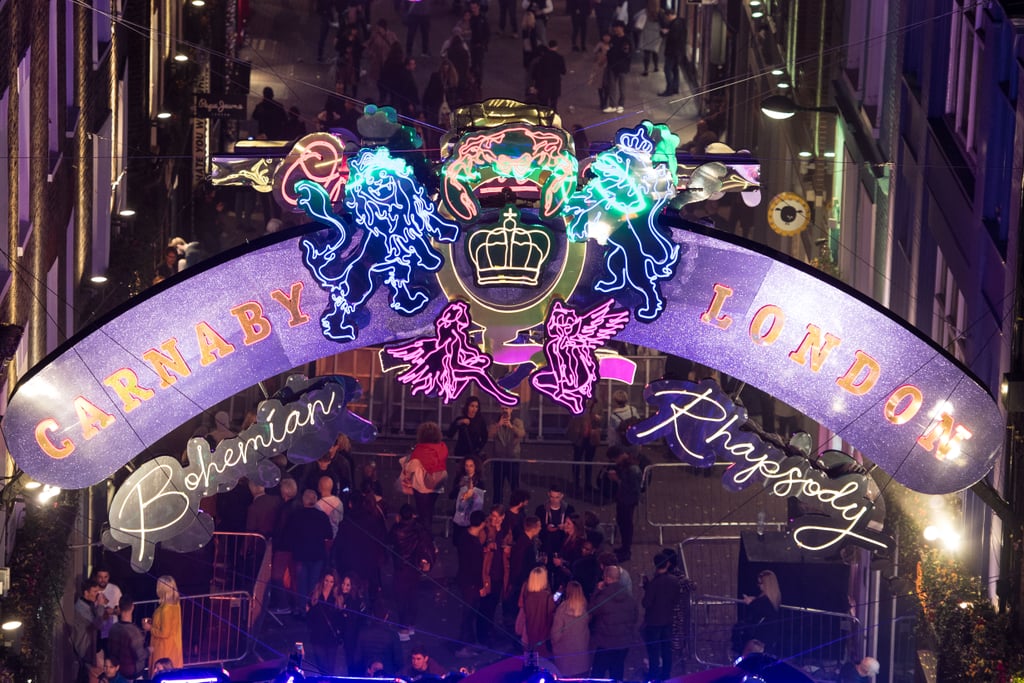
[
  {"left": 273, "top": 132, "right": 350, "bottom": 211},
  {"left": 563, "top": 122, "right": 680, "bottom": 322},
  {"left": 530, "top": 298, "right": 630, "bottom": 414},
  {"left": 381, "top": 300, "right": 519, "bottom": 406},
  {"left": 299, "top": 146, "right": 460, "bottom": 341}
]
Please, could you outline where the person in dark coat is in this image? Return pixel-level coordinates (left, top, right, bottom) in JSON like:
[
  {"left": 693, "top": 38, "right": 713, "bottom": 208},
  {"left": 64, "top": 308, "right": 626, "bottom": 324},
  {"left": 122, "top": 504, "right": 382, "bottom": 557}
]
[
  {"left": 506, "top": 516, "right": 542, "bottom": 620},
  {"left": 659, "top": 7, "right": 685, "bottom": 96},
  {"left": 388, "top": 504, "right": 436, "bottom": 637},
  {"left": 448, "top": 395, "right": 488, "bottom": 458},
  {"left": 529, "top": 41, "right": 567, "bottom": 110},
  {"left": 535, "top": 484, "right": 575, "bottom": 557},
  {"left": 643, "top": 550, "right": 681, "bottom": 680},
  {"left": 606, "top": 446, "right": 642, "bottom": 561},
  {"left": 455, "top": 510, "right": 487, "bottom": 656},
  {"left": 590, "top": 565, "right": 638, "bottom": 680},
  {"left": 602, "top": 21, "right": 632, "bottom": 112},
  {"left": 252, "top": 87, "right": 288, "bottom": 139},
  {"left": 286, "top": 490, "right": 334, "bottom": 615}
]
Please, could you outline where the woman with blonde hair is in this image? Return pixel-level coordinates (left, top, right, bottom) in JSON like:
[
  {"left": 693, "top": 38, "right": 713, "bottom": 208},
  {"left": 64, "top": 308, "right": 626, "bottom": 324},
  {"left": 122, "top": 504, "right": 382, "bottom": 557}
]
[
  {"left": 518, "top": 566, "right": 555, "bottom": 656},
  {"left": 551, "top": 580, "right": 591, "bottom": 676},
  {"left": 735, "top": 570, "right": 781, "bottom": 654},
  {"left": 149, "top": 575, "right": 183, "bottom": 671},
  {"left": 306, "top": 570, "right": 344, "bottom": 674}
]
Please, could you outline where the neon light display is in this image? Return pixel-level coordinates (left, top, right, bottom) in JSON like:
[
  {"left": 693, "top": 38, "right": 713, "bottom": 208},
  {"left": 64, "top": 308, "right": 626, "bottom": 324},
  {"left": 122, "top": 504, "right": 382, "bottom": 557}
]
[
  {"left": 300, "top": 147, "right": 460, "bottom": 341},
  {"left": 564, "top": 122, "right": 680, "bottom": 322},
  {"left": 530, "top": 298, "right": 630, "bottom": 414},
  {"left": 629, "top": 379, "right": 890, "bottom": 553},
  {"left": 273, "top": 132, "right": 350, "bottom": 211},
  {"left": 381, "top": 300, "right": 518, "bottom": 406},
  {"left": 2, "top": 109, "right": 1004, "bottom": 509},
  {"left": 440, "top": 123, "right": 578, "bottom": 222},
  {"left": 467, "top": 205, "right": 552, "bottom": 287},
  {"left": 103, "top": 376, "right": 374, "bottom": 571}
]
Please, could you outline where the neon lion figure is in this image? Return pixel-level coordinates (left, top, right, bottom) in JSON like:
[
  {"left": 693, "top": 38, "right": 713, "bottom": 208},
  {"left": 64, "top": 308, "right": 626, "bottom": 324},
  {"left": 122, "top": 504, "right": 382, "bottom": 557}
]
[
  {"left": 563, "top": 122, "right": 680, "bottom": 322},
  {"left": 300, "top": 147, "right": 460, "bottom": 341}
]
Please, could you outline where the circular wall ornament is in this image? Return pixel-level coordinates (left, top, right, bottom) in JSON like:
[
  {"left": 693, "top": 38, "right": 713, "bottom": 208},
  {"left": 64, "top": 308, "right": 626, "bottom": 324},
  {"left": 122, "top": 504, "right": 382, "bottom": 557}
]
[{"left": 767, "top": 191, "right": 811, "bottom": 236}]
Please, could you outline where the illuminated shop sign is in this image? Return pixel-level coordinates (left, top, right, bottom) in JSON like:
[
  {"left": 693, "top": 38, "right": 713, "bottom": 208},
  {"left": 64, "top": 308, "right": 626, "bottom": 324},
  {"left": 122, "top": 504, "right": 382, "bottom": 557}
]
[{"left": 2, "top": 117, "right": 1003, "bottom": 512}]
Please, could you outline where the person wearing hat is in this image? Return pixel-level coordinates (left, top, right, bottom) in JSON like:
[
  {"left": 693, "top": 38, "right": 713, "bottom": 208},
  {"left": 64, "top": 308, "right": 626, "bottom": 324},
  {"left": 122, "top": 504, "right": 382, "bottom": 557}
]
[{"left": 642, "top": 550, "right": 681, "bottom": 680}]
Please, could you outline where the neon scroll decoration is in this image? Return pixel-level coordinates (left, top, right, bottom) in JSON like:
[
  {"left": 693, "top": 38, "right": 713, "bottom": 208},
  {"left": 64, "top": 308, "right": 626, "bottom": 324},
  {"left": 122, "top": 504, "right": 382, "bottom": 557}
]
[
  {"left": 467, "top": 205, "right": 552, "bottom": 287},
  {"left": 273, "top": 132, "right": 350, "bottom": 211},
  {"left": 102, "top": 375, "right": 375, "bottom": 571},
  {"left": 628, "top": 378, "right": 890, "bottom": 553},
  {"left": 300, "top": 146, "right": 460, "bottom": 341},
  {"left": 564, "top": 122, "right": 680, "bottom": 323},
  {"left": 440, "top": 123, "right": 578, "bottom": 222},
  {"left": 381, "top": 300, "right": 519, "bottom": 406},
  {"left": 530, "top": 298, "right": 630, "bottom": 414}
]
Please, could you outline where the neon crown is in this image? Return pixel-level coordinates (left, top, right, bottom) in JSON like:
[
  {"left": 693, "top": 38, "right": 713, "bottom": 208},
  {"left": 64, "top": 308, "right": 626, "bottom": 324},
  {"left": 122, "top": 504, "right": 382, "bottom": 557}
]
[{"left": 467, "top": 205, "right": 551, "bottom": 286}]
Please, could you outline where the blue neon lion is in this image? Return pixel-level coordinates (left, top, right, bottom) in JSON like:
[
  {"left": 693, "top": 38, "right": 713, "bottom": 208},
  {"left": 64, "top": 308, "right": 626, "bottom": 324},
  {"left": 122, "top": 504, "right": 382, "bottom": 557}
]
[
  {"left": 563, "top": 122, "right": 680, "bottom": 322},
  {"left": 300, "top": 147, "right": 460, "bottom": 341}
]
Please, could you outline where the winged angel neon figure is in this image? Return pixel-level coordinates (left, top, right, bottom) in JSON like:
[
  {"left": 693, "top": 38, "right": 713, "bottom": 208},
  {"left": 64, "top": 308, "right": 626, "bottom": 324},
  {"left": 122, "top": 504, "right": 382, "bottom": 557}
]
[
  {"left": 564, "top": 123, "right": 680, "bottom": 322},
  {"left": 300, "top": 146, "right": 460, "bottom": 341},
  {"left": 531, "top": 298, "right": 630, "bottom": 414}
]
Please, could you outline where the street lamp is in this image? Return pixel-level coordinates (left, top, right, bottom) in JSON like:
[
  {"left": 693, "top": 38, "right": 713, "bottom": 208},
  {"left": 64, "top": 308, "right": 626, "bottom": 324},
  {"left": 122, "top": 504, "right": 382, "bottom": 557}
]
[{"left": 760, "top": 94, "right": 839, "bottom": 120}]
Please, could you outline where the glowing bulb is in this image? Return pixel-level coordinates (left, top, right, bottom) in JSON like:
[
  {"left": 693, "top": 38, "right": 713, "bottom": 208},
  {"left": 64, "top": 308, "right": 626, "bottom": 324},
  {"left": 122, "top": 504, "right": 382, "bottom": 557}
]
[
  {"left": 23, "top": 481, "right": 41, "bottom": 490},
  {"left": 587, "top": 220, "right": 613, "bottom": 246},
  {"left": 38, "top": 485, "right": 61, "bottom": 503},
  {"left": 1, "top": 620, "right": 21, "bottom": 631},
  {"left": 752, "top": 10, "right": 764, "bottom": 18},
  {"left": 118, "top": 208, "right": 136, "bottom": 217},
  {"left": 174, "top": 53, "right": 189, "bottom": 62},
  {"left": 90, "top": 274, "right": 109, "bottom": 284},
  {"left": 777, "top": 82, "right": 791, "bottom": 89},
  {"left": 156, "top": 111, "right": 172, "bottom": 120},
  {"left": 923, "top": 525, "right": 939, "bottom": 541},
  {"left": 798, "top": 151, "right": 813, "bottom": 158},
  {"left": 191, "top": 0, "right": 206, "bottom": 5},
  {"left": 770, "top": 68, "right": 784, "bottom": 76},
  {"left": 823, "top": 151, "right": 836, "bottom": 158}
]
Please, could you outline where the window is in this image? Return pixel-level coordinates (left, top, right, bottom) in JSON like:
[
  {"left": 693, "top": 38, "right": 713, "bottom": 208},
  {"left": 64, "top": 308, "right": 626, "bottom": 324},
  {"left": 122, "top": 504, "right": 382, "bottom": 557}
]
[
  {"left": 933, "top": 252, "right": 966, "bottom": 362},
  {"left": 945, "top": 1, "right": 979, "bottom": 153}
]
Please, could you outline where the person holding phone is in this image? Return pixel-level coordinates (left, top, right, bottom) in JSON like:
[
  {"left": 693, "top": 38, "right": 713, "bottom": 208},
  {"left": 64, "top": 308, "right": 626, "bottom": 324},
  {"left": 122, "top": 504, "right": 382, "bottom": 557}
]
[{"left": 489, "top": 405, "right": 526, "bottom": 504}]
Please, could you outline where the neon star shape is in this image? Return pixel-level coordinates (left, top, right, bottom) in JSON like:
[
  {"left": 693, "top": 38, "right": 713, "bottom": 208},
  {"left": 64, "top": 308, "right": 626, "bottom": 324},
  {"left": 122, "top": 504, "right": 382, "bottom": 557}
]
[
  {"left": 299, "top": 147, "right": 460, "bottom": 342},
  {"left": 530, "top": 298, "right": 630, "bottom": 414},
  {"left": 382, "top": 300, "right": 519, "bottom": 406}
]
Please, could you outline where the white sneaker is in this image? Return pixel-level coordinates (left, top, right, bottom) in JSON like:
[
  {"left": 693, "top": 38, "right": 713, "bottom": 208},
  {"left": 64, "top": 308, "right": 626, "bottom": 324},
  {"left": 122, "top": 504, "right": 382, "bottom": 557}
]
[
  {"left": 602, "top": 106, "right": 615, "bottom": 113},
  {"left": 616, "top": 106, "right": 624, "bottom": 113}
]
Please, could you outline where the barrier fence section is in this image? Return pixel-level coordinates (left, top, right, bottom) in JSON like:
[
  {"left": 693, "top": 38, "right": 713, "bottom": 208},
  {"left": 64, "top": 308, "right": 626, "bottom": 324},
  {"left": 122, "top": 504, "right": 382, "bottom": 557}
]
[
  {"left": 679, "top": 536, "right": 859, "bottom": 680},
  {"left": 645, "top": 463, "right": 789, "bottom": 544},
  {"left": 133, "top": 591, "right": 254, "bottom": 667}
]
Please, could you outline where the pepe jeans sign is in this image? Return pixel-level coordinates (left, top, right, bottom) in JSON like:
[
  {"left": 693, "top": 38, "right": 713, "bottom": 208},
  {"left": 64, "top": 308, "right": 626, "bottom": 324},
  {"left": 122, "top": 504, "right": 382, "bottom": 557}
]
[
  {"left": 194, "top": 93, "right": 247, "bottom": 120},
  {"left": 102, "top": 376, "right": 375, "bottom": 571},
  {"left": 631, "top": 379, "right": 890, "bottom": 553}
]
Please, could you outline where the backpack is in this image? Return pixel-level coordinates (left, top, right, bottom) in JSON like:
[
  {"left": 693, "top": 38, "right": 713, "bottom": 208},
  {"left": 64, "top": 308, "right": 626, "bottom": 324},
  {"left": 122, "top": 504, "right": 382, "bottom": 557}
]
[{"left": 614, "top": 406, "right": 640, "bottom": 442}]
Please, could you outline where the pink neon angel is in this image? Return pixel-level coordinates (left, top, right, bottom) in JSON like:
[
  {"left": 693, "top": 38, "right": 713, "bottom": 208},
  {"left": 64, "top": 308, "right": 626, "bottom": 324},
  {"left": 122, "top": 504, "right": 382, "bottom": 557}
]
[
  {"left": 530, "top": 299, "right": 630, "bottom": 414},
  {"left": 383, "top": 300, "right": 519, "bottom": 406}
]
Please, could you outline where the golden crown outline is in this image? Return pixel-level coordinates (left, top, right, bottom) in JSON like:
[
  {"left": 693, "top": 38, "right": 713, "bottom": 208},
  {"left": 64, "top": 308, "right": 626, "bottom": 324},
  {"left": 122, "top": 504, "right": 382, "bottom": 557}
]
[{"left": 467, "top": 205, "right": 552, "bottom": 287}]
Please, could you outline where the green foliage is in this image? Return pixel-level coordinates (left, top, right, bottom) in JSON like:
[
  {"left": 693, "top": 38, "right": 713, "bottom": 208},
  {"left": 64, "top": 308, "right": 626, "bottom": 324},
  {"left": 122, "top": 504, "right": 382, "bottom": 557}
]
[{"left": 0, "top": 492, "right": 79, "bottom": 682}]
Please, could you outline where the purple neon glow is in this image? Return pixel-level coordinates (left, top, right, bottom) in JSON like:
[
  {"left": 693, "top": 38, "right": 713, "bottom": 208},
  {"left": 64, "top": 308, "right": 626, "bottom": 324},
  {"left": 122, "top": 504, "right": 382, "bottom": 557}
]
[{"left": 2, "top": 227, "right": 1004, "bottom": 494}]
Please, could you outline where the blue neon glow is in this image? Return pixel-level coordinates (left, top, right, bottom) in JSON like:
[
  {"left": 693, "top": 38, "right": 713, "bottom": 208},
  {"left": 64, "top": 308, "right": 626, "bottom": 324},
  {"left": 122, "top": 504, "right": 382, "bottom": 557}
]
[
  {"left": 564, "top": 122, "right": 680, "bottom": 322},
  {"left": 299, "top": 147, "right": 460, "bottom": 341}
]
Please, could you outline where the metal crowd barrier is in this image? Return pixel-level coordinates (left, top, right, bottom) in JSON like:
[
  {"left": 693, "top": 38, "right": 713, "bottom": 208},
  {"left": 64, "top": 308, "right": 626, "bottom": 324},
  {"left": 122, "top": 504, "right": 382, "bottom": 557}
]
[
  {"left": 643, "top": 463, "right": 789, "bottom": 544},
  {"left": 690, "top": 594, "right": 859, "bottom": 680},
  {"left": 133, "top": 590, "right": 254, "bottom": 667}
]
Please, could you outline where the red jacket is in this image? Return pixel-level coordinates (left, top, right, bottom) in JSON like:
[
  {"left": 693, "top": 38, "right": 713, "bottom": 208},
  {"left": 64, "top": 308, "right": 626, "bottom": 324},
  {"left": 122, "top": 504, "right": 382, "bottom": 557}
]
[{"left": 411, "top": 442, "right": 449, "bottom": 474}]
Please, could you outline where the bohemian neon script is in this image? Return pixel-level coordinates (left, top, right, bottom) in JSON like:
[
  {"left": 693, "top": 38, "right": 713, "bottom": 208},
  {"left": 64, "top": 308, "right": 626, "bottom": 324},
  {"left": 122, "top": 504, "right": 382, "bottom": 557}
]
[
  {"left": 103, "top": 376, "right": 375, "bottom": 571},
  {"left": 630, "top": 379, "right": 890, "bottom": 553}
]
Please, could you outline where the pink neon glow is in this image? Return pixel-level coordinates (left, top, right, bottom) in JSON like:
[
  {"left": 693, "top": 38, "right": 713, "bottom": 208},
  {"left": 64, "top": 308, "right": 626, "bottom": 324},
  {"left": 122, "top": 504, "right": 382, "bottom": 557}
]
[
  {"left": 384, "top": 300, "right": 518, "bottom": 406},
  {"left": 530, "top": 299, "right": 630, "bottom": 414}
]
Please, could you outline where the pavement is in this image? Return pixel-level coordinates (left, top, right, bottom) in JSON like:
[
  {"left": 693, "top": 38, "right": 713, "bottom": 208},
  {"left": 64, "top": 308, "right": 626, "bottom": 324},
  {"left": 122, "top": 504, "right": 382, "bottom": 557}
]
[
  {"left": 241, "top": 0, "right": 702, "bottom": 160},
  {"left": 224, "top": 3, "right": 712, "bottom": 679}
]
